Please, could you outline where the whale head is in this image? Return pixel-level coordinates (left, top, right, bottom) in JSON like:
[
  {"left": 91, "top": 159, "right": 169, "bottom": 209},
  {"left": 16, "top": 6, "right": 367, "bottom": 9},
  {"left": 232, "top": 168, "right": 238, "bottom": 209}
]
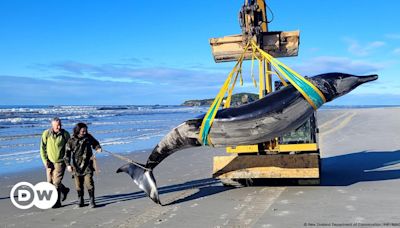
[{"left": 310, "top": 72, "right": 378, "bottom": 101}]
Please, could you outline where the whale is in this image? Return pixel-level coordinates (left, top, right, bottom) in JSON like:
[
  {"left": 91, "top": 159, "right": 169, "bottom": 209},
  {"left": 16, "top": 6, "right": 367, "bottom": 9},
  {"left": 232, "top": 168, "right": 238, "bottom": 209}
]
[{"left": 116, "top": 72, "right": 378, "bottom": 204}]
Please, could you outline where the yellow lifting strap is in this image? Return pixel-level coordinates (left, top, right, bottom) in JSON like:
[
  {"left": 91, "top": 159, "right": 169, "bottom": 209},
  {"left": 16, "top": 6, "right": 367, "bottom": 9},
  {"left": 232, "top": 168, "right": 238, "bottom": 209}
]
[
  {"left": 198, "top": 42, "right": 251, "bottom": 145},
  {"left": 198, "top": 41, "right": 326, "bottom": 146}
]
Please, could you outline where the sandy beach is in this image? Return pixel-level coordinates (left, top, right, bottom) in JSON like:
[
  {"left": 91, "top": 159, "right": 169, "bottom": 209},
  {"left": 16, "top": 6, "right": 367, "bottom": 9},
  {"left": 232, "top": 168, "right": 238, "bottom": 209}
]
[{"left": 1, "top": 107, "right": 399, "bottom": 228}]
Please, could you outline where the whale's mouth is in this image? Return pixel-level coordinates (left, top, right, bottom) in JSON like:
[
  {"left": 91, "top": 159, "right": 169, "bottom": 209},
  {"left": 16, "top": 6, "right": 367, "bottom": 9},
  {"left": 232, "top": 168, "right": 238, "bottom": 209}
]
[{"left": 357, "top": 74, "right": 378, "bottom": 84}]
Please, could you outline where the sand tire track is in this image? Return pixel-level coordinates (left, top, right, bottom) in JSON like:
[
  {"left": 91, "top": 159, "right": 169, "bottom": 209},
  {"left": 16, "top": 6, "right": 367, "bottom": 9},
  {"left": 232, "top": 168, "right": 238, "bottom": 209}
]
[
  {"left": 220, "top": 187, "right": 285, "bottom": 227},
  {"left": 320, "top": 112, "right": 357, "bottom": 138},
  {"left": 115, "top": 188, "right": 198, "bottom": 228},
  {"left": 318, "top": 112, "right": 349, "bottom": 129}
]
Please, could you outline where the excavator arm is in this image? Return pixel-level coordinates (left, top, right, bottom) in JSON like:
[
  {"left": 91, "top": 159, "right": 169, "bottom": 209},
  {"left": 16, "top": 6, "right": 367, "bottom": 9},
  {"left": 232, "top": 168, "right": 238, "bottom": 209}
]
[{"left": 210, "top": 0, "right": 299, "bottom": 63}]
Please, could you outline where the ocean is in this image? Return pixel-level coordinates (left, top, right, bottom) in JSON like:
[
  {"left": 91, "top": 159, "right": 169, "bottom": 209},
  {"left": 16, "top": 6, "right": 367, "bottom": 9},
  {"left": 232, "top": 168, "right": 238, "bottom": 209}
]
[{"left": 0, "top": 105, "right": 208, "bottom": 174}]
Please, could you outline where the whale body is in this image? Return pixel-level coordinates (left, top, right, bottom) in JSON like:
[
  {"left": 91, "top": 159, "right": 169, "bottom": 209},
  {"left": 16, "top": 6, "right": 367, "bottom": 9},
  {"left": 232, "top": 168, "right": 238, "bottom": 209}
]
[{"left": 117, "top": 72, "right": 378, "bottom": 204}]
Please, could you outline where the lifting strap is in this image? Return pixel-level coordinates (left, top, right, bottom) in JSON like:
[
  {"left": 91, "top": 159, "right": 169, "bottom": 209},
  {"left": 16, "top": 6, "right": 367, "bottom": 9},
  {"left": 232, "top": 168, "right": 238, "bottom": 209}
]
[
  {"left": 198, "top": 42, "right": 251, "bottom": 146},
  {"left": 250, "top": 41, "right": 326, "bottom": 109},
  {"left": 198, "top": 40, "right": 326, "bottom": 146}
]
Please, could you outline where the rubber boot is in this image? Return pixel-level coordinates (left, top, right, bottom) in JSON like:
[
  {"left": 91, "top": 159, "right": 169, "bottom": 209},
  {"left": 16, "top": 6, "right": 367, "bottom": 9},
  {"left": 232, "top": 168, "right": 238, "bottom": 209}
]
[
  {"left": 77, "top": 190, "right": 85, "bottom": 207},
  {"left": 52, "top": 187, "right": 62, "bottom": 208},
  {"left": 61, "top": 185, "right": 70, "bottom": 202},
  {"left": 88, "top": 189, "right": 96, "bottom": 208}
]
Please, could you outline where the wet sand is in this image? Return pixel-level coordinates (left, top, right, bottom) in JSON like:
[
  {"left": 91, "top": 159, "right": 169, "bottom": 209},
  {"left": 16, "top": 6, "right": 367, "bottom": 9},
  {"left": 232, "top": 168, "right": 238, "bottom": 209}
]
[{"left": 0, "top": 108, "right": 399, "bottom": 227}]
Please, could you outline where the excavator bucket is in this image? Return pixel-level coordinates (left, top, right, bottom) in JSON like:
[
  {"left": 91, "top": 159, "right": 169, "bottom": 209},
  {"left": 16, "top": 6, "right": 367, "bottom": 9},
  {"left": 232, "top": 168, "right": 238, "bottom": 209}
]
[{"left": 209, "top": 31, "right": 300, "bottom": 63}]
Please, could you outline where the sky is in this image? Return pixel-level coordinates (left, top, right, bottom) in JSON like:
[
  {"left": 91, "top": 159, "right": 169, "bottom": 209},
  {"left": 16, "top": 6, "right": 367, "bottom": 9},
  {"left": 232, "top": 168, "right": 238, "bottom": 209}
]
[{"left": 0, "top": 0, "right": 400, "bottom": 105}]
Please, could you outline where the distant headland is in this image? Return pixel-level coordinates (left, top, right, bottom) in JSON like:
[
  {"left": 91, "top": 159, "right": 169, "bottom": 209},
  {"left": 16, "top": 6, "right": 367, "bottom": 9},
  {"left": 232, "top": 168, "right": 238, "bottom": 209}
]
[{"left": 182, "top": 93, "right": 259, "bottom": 107}]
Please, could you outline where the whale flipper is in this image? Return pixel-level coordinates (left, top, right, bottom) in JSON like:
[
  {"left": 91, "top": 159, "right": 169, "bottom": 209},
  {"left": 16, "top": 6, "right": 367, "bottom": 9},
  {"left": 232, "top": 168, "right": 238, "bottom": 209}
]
[{"left": 116, "top": 163, "right": 161, "bottom": 204}]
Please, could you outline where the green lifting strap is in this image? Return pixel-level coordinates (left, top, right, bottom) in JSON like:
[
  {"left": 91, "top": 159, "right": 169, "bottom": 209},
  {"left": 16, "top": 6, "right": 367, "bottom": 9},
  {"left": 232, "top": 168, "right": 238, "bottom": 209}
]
[
  {"left": 277, "top": 64, "right": 325, "bottom": 108},
  {"left": 200, "top": 97, "right": 221, "bottom": 145}
]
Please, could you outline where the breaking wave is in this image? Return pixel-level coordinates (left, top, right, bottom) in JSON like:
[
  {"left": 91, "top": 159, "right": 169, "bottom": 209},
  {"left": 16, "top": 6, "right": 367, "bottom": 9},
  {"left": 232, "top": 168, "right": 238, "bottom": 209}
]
[{"left": 0, "top": 105, "right": 204, "bottom": 174}]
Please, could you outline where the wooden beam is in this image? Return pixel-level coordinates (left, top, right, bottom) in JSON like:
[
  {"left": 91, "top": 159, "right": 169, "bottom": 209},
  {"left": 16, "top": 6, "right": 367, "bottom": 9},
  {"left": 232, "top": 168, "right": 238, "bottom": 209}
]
[
  {"left": 209, "top": 31, "right": 300, "bottom": 63},
  {"left": 213, "top": 154, "right": 320, "bottom": 179}
]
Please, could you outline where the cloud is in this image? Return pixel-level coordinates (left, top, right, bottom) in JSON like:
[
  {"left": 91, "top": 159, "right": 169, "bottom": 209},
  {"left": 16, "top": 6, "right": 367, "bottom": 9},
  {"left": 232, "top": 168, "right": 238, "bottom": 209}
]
[
  {"left": 0, "top": 75, "right": 156, "bottom": 105},
  {"left": 385, "top": 34, "right": 400, "bottom": 39},
  {"left": 343, "top": 38, "right": 385, "bottom": 56},
  {"left": 1, "top": 55, "right": 392, "bottom": 105},
  {"left": 49, "top": 61, "right": 97, "bottom": 75},
  {"left": 393, "top": 48, "right": 400, "bottom": 55},
  {"left": 292, "top": 56, "right": 384, "bottom": 76},
  {"left": 306, "top": 47, "right": 320, "bottom": 53},
  {"left": 119, "top": 57, "right": 144, "bottom": 64},
  {"left": 0, "top": 70, "right": 229, "bottom": 105},
  {"left": 4, "top": 59, "right": 252, "bottom": 105},
  {"left": 42, "top": 61, "right": 230, "bottom": 87}
]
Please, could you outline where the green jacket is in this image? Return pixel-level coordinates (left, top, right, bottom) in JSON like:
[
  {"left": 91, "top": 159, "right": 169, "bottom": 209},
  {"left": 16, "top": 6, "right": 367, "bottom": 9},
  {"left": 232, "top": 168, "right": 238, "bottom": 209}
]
[{"left": 40, "top": 129, "right": 70, "bottom": 164}]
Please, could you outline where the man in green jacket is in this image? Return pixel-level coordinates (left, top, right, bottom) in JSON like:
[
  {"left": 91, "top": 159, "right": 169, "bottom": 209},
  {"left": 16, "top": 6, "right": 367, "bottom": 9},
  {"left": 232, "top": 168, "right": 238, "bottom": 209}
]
[{"left": 40, "top": 117, "right": 70, "bottom": 208}]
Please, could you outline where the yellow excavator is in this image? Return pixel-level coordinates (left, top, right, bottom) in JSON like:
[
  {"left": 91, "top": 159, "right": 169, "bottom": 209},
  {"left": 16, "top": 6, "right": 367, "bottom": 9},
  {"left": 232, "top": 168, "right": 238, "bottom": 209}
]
[{"left": 210, "top": 0, "right": 320, "bottom": 185}]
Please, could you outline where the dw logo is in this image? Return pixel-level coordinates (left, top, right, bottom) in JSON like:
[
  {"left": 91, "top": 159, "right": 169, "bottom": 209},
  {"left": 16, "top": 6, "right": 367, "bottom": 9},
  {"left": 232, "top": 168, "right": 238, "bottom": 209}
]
[{"left": 10, "top": 182, "right": 58, "bottom": 209}]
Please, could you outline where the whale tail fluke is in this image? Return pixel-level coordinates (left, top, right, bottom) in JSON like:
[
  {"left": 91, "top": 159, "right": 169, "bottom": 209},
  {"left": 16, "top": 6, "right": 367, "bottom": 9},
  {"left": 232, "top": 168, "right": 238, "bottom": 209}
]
[{"left": 116, "top": 163, "right": 161, "bottom": 205}]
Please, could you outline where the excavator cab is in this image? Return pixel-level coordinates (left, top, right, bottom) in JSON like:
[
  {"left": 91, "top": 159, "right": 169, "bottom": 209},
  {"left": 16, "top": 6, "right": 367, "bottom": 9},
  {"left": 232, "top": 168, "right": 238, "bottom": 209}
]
[
  {"left": 280, "top": 115, "right": 317, "bottom": 145},
  {"left": 275, "top": 81, "right": 318, "bottom": 146}
]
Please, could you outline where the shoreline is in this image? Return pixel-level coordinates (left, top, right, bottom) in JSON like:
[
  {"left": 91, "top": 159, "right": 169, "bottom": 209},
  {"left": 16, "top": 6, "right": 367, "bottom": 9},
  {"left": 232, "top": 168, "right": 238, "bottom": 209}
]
[
  {"left": 0, "top": 107, "right": 399, "bottom": 227},
  {"left": 0, "top": 148, "right": 153, "bottom": 176}
]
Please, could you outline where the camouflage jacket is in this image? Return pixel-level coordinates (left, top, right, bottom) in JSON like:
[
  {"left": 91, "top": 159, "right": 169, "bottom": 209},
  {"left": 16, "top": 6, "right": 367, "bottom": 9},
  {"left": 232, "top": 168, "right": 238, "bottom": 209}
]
[{"left": 64, "top": 134, "right": 101, "bottom": 176}]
